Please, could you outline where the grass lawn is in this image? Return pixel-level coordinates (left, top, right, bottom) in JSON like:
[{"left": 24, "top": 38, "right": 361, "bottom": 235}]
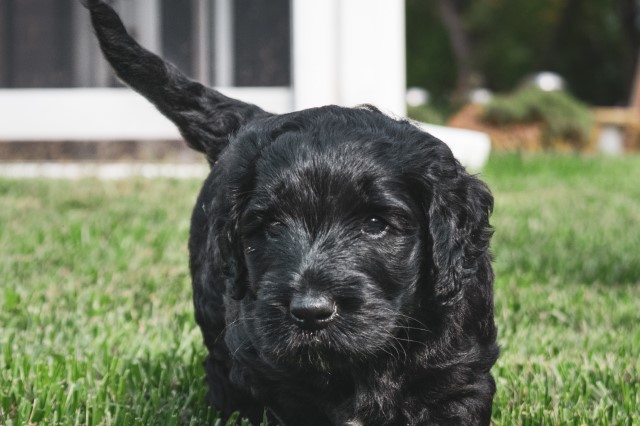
[{"left": 1, "top": 154, "right": 639, "bottom": 425}]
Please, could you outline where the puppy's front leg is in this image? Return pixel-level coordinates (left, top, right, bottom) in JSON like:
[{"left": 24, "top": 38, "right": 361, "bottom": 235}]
[{"left": 406, "top": 375, "right": 496, "bottom": 426}]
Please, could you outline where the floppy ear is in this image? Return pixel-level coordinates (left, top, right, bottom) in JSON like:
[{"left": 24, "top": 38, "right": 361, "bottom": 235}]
[
  {"left": 217, "top": 223, "right": 248, "bottom": 300},
  {"left": 213, "top": 139, "right": 263, "bottom": 301},
  {"left": 84, "top": 0, "right": 270, "bottom": 164},
  {"left": 422, "top": 145, "right": 494, "bottom": 302}
]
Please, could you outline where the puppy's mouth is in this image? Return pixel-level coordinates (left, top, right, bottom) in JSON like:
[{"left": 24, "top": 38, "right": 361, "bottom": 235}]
[
  {"left": 280, "top": 325, "right": 341, "bottom": 369},
  {"left": 258, "top": 301, "right": 342, "bottom": 365},
  {"left": 294, "top": 328, "right": 328, "bottom": 344},
  {"left": 257, "top": 295, "right": 395, "bottom": 367}
]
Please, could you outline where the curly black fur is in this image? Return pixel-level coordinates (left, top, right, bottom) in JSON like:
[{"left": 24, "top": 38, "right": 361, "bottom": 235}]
[{"left": 86, "top": 2, "right": 499, "bottom": 425}]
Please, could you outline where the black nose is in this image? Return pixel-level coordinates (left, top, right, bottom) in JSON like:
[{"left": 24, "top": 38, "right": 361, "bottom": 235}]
[{"left": 289, "top": 294, "right": 336, "bottom": 330}]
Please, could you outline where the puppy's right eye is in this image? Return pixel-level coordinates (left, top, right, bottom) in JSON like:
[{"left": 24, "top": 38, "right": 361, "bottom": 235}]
[
  {"left": 265, "top": 221, "right": 285, "bottom": 238},
  {"left": 361, "top": 216, "right": 388, "bottom": 237}
]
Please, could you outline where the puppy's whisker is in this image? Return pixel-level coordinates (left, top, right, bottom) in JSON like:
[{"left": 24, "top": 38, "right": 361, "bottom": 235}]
[
  {"left": 382, "top": 334, "right": 407, "bottom": 362},
  {"left": 230, "top": 338, "right": 253, "bottom": 361},
  {"left": 378, "top": 308, "right": 433, "bottom": 333},
  {"left": 377, "top": 344, "right": 401, "bottom": 362},
  {"left": 214, "top": 317, "right": 261, "bottom": 344},
  {"left": 399, "top": 324, "right": 431, "bottom": 332},
  {"left": 388, "top": 335, "right": 431, "bottom": 350}
]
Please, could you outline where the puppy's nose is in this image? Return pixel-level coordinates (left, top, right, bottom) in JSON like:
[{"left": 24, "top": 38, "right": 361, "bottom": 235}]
[{"left": 289, "top": 294, "right": 336, "bottom": 330}]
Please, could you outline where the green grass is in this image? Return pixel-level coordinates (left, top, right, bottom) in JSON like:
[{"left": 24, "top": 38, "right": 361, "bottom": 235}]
[
  {"left": 483, "top": 155, "right": 640, "bottom": 425},
  {"left": 1, "top": 154, "right": 639, "bottom": 425}
]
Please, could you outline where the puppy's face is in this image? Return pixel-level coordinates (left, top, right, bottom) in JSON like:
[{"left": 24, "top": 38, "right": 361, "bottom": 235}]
[{"left": 223, "top": 114, "right": 431, "bottom": 367}]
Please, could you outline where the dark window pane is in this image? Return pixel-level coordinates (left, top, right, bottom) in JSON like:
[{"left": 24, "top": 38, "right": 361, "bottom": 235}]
[
  {"left": 0, "top": 0, "right": 292, "bottom": 89},
  {"left": 233, "top": 0, "right": 291, "bottom": 87},
  {"left": 161, "top": 0, "right": 195, "bottom": 78},
  {"left": 0, "top": 2, "right": 7, "bottom": 85},
  {"left": 0, "top": 0, "right": 74, "bottom": 88}
]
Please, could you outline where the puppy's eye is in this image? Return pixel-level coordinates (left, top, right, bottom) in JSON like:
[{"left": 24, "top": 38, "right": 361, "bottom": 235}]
[
  {"left": 361, "top": 216, "right": 388, "bottom": 236},
  {"left": 265, "top": 221, "right": 285, "bottom": 238}
]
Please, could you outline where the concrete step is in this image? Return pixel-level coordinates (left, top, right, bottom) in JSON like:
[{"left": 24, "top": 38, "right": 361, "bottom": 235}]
[{"left": 0, "top": 139, "right": 202, "bottom": 163}]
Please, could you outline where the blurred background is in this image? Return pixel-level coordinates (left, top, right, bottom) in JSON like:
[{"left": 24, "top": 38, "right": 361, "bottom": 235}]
[
  {"left": 1, "top": 0, "right": 639, "bottom": 167},
  {"left": 405, "top": 0, "right": 640, "bottom": 156}
]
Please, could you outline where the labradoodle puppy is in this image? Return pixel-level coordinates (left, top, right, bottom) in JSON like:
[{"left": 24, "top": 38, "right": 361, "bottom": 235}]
[{"left": 86, "top": 2, "right": 499, "bottom": 424}]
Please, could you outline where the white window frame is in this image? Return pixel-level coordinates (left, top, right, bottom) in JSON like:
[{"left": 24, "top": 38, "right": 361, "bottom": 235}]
[{"left": 0, "top": 0, "right": 406, "bottom": 142}]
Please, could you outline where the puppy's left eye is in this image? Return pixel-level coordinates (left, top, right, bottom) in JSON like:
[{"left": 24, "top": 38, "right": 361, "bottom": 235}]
[{"left": 361, "top": 216, "right": 388, "bottom": 236}]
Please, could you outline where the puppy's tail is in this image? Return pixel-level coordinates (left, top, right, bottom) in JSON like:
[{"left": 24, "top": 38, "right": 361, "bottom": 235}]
[{"left": 83, "top": 0, "right": 270, "bottom": 164}]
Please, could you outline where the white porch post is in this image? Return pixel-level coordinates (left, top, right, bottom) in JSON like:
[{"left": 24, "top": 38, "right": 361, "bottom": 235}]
[
  {"left": 291, "top": 0, "right": 406, "bottom": 116},
  {"left": 337, "top": 0, "right": 406, "bottom": 116},
  {"left": 213, "top": 0, "right": 234, "bottom": 87},
  {"left": 291, "top": 0, "right": 341, "bottom": 111}
]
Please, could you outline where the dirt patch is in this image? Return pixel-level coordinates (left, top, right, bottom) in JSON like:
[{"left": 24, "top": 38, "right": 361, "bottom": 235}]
[{"left": 0, "top": 140, "right": 202, "bottom": 162}]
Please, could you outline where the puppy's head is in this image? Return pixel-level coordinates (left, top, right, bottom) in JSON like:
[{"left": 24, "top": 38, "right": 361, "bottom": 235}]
[
  {"left": 217, "top": 107, "right": 493, "bottom": 367},
  {"left": 87, "top": 1, "right": 494, "bottom": 369}
]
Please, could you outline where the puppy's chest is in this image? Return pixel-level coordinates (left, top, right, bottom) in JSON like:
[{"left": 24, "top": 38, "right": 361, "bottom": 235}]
[{"left": 255, "top": 369, "right": 401, "bottom": 425}]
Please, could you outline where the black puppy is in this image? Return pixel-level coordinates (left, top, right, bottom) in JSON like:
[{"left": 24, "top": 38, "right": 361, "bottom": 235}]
[{"left": 86, "top": 2, "right": 498, "bottom": 424}]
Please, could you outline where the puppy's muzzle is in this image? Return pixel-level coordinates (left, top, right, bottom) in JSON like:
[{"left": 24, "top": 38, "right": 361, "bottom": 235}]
[{"left": 289, "top": 293, "right": 336, "bottom": 331}]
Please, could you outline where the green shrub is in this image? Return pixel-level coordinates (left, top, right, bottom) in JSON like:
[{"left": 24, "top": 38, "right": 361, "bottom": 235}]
[
  {"left": 483, "top": 88, "right": 593, "bottom": 149},
  {"left": 407, "top": 104, "right": 448, "bottom": 125}
]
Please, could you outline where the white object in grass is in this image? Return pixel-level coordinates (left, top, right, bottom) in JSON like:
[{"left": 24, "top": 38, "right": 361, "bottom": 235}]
[{"left": 418, "top": 123, "right": 491, "bottom": 171}]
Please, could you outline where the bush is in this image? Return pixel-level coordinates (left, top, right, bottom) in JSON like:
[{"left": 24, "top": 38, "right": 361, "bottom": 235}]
[
  {"left": 407, "top": 104, "right": 447, "bottom": 125},
  {"left": 482, "top": 88, "right": 593, "bottom": 150}
]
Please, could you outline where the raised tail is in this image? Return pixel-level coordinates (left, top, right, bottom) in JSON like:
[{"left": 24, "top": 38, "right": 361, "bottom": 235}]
[{"left": 83, "top": 0, "right": 270, "bottom": 163}]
